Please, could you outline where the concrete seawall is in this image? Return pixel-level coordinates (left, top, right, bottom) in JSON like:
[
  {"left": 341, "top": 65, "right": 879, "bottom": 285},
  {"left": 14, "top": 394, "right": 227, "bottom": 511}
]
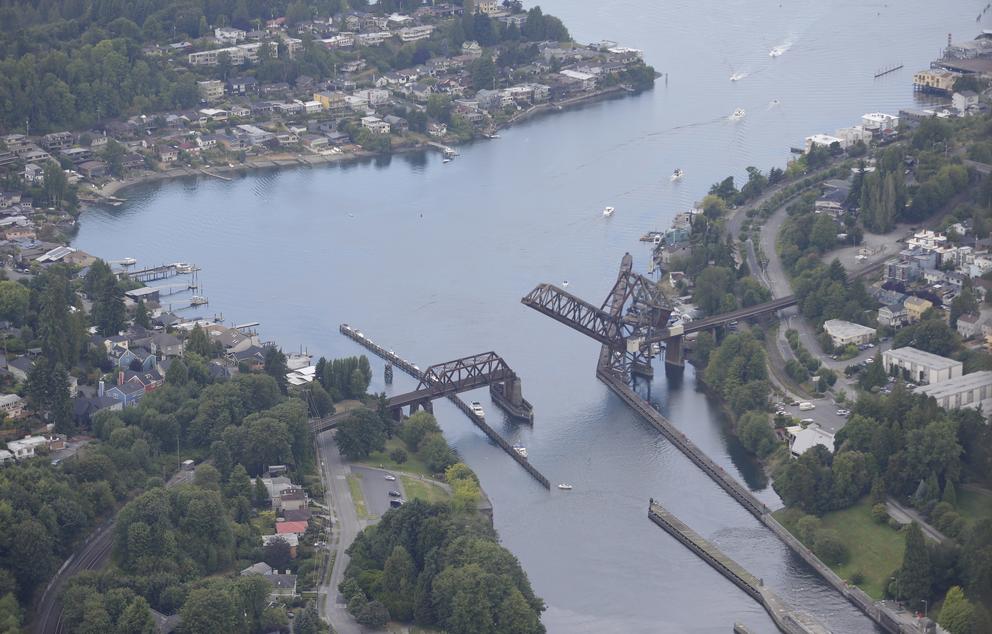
[
  {"left": 649, "top": 501, "right": 830, "bottom": 634},
  {"left": 339, "top": 324, "right": 550, "bottom": 489}
]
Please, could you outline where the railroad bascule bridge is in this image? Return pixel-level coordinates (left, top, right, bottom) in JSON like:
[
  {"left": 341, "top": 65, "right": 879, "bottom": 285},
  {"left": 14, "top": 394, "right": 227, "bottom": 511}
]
[{"left": 522, "top": 253, "right": 798, "bottom": 382}]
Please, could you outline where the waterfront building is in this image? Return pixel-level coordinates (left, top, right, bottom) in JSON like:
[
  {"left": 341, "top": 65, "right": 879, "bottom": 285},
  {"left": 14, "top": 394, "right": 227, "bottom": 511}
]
[
  {"left": 913, "top": 69, "right": 961, "bottom": 95},
  {"left": 861, "top": 112, "right": 899, "bottom": 131},
  {"left": 360, "top": 116, "right": 391, "bottom": 134},
  {"left": 916, "top": 371, "right": 992, "bottom": 418},
  {"left": 823, "top": 319, "right": 876, "bottom": 348},
  {"left": 882, "top": 346, "right": 962, "bottom": 385},
  {"left": 804, "top": 133, "right": 843, "bottom": 153}
]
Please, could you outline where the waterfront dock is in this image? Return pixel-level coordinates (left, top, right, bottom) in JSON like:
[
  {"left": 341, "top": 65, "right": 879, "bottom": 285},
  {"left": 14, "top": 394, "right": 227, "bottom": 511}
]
[
  {"left": 338, "top": 324, "right": 550, "bottom": 489},
  {"left": 648, "top": 501, "right": 830, "bottom": 634}
]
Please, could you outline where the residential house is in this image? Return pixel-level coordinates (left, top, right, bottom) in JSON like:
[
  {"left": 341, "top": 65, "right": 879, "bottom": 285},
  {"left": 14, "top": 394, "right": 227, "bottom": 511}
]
[
  {"left": 383, "top": 115, "right": 409, "bottom": 133},
  {"left": 877, "top": 302, "right": 908, "bottom": 328},
  {"left": 267, "top": 573, "right": 298, "bottom": 598},
  {"left": 105, "top": 376, "right": 147, "bottom": 407},
  {"left": 0, "top": 450, "right": 13, "bottom": 465},
  {"left": 197, "top": 80, "right": 225, "bottom": 102},
  {"left": 240, "top": 562, "right": 273, "bottom": 577},
  {"left": 957, "top": 313, "right": 982, "bottom": 339},
  {"left": 7, "top": 435, "right": 48, "bottom": 459},
  {"left": 261, "top": 533, "right": 299, "bottom": 558},
  {"left": 275, "top": 520, "right": 309, "bottom": 535},
  {"left": 232, "top": 345, "right": 266, "bottom": 370},
  {"left": 8, "top": 356, "right": 34, "bottom": 382},
  {"left": 73, "top": 393, "right": 123, "bottom": 427},
  {"left": 157, "top": 146, "right": 179, "bottom": 163},
  {"left": 78, "top": 160, "right": 108, "bottom": 179},
  {"left": 904, "top": 296, "right": 934, "bottom": 323},
  {"left": 0, "top": 394, "right": 24, "bottom": 420},
  {"left": 360, "top": 116, "right": 390, "bottom": 134}
]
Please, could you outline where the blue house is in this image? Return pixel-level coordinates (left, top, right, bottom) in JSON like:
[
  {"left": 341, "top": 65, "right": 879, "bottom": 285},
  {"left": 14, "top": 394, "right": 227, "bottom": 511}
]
[{"left": 106, "top": 377, "right": 146, "bottom": 407}]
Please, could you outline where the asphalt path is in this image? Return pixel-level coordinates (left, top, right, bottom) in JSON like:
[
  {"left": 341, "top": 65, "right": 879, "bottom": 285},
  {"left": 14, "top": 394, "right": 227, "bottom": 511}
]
[
  {"left": 317, "top": 430, "right": 363, "bottom": 634},
  {"left": 33, "top": 469, "right": 193, "bottom": 634}
]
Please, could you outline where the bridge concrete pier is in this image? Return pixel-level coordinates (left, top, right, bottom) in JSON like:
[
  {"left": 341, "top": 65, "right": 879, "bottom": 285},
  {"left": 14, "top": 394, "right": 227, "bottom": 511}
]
[
  {"left": 664, "top": 335, "right": 684, "bottom": 368},
  {"left": 489, "top": 377, "right": 535, "bottom": 423}
]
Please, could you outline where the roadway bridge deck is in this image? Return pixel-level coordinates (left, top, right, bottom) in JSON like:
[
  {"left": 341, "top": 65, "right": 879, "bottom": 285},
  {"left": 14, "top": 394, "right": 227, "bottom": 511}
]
[
  {"left": 338, "top": 324, "right": 550, "bottom": 489},
  {"left": 648, "top": 501, "right": 830, "bottom": 634}
]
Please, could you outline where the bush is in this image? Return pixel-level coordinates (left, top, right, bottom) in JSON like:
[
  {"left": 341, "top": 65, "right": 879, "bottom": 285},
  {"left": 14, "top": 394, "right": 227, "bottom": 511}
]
[
  {"left": 871, "top": 503, "right": 889, "bottom": 524},
  {"left": 888, "top": 517, "right": 904, "bottom": 531},
  {"left": 796, "top": 515, "right": 822, "bottom": 544},
  {"left": 813, "top": 529, "right": 848, "bottom": 565},
  {"left": 850, "top": 570, "right": 865, "bottom": 585},
  {"left": 389, "top": 447, "right": 407, "bottom": 464}
]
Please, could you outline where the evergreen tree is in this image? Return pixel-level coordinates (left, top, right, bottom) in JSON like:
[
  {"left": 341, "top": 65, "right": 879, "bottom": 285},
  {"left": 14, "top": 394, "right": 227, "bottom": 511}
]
[
  {"left": 938, "top": 586, "right": 974, "bottom": 634},
  {"left": 38, "top": 268, "right": 73, "bottom": 365},
  {"left": 895, "top": 523, "right": 932, "bottom": 606},
  {"left": 263, "top": 347, "right": 289, "bottom": 394},
  {"left": 942, "top": 479, "right": 957, "bottom": 507},
  {"left": 186, "top": 325, "right": 213, "bottom": 357},
  {"left": 134, "top": 300, "right": 151, "bottom": 329}
]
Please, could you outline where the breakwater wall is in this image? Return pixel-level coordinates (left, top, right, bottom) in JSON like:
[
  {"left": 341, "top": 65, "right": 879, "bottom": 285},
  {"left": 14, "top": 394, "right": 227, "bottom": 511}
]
[
  {"left": 339, "top": 324, "right": 550, "bottom": 489},
  {"left": 648, "top": 501, "right": 830, "bottom": 634}
]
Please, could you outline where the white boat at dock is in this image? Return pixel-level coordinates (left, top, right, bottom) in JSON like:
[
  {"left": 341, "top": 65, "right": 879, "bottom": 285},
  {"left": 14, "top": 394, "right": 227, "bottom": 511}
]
[
  {"left": 189, "top": 295, "right": 208, "bottom": 306},
  {"left": 470, "top": 401, "right": 485, "bottom": 419},
  {"left": 557, "top": 483, "right": 573, "bottom": 490},
  {"left": 603, "top": 206, "right": 615, "bottom": 217},
  {"left": 513, "top": 444, "right": 528, "bottom": 459},
  {"left": 173, "top": 262, "right": 199, "bottom": 274}
]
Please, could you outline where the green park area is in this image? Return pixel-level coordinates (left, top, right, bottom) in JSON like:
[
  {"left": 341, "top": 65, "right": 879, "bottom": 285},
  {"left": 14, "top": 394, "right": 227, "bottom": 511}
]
[
  {"left": 958, "top": 488, "right": 992, "bottom": 526},
  {"left": 347, "top": 474, "right": 372, "bottom": 521},
  {"left": 400, "top": 475, "right": 450, "bottom": 504},
  {"left": 360, "top": 436, "right": 432, "bottom": 476},
  {"left": 777, "top": 497, "right": 906, "bottom": 599}
]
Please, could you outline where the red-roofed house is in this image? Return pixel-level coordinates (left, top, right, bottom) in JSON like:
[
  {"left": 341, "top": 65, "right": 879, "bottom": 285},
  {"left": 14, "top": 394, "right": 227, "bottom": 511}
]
[{"left": 275, "top": 521, "right": 308, "bottom": 535}]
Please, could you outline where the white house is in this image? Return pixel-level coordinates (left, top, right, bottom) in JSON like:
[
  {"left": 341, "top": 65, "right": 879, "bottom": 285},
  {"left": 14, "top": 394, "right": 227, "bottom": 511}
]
[
  {"left": 360, "top": 116, "right": 390, "bottom": 134},
  {"left": 805, "top": 134, "right": 843, "bottom": 153},
  {"left": 786, "top": 424, "right": 835, "bottom": 457},
  {"left": 882, "top": 346, "right": 963, "bottom": 385},
  {"left": 862, "top": 112, "right": 899, "bottom": 131},
  {"left": 7, "top": 435, "right": 48, "bottom": 459},
  {"left": 952, "top": 91, "right": 979, "bottom": 113},
  {"left": 823, "top": 319, "right": 876, "bottom": 348}
]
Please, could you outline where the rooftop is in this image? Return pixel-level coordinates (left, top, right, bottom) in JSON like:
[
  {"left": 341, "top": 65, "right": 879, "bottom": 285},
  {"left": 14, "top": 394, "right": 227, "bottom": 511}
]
[
  {"left": 883, "top": 346, "right": 962, "bottom": 370},
  {"left": 916, "top": 371, "right": 992, "bottom": 400},
  {"left": 823, "top": 319, "right": 876, "bottom": 337}
]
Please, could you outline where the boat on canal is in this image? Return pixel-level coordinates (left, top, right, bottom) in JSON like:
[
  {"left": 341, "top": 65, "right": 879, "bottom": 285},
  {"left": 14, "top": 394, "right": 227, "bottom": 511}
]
[
  {"left": 557, "top": 483, "right": 573, "bottom": 490},
  {"left": 513, "top": 444, "right": 528, "bottom": 459},
  {"left": 470, "top": 401, "right": 485, "bottom": 419},
  {"left": 603, "top": 206, "right": 615, "bottom": 217}
]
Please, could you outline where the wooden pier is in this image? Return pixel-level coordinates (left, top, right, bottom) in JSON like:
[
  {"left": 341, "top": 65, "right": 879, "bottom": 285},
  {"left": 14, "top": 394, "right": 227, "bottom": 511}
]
[
  {"left": 339, "top": 324, "right": 550, "bottom": 489},
  {"left": 118, "top": 264, "right": 178, "bottom": 283},
  {"left": 648, "top": 501, "right": 830, "bottom": 634}
]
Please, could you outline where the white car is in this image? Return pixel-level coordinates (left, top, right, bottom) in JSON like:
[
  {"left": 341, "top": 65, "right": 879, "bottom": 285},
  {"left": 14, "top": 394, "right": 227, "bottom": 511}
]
[{"left": 384, "top": 474, "right": 396, "bottom": 481}]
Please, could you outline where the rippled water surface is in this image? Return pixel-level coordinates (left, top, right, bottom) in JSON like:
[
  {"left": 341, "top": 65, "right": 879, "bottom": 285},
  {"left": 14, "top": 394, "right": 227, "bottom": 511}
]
[{"left": 75, "top": 2, "right": 983, "bottom": 631}]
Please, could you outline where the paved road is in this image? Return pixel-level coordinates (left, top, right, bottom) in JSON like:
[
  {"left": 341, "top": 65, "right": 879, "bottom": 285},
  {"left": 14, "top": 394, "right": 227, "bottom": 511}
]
[
  {"left": 33, "top": 469, "right": 193, "bottom": 634},
  {"left": 351, "top": 466, "right": 404, "bottom": 517},
  {"left": 316, "top": 430, "right": 364, "bottom": 634},
  {"left": 886, "top": 498, "right": 949, "bottom": 544}
]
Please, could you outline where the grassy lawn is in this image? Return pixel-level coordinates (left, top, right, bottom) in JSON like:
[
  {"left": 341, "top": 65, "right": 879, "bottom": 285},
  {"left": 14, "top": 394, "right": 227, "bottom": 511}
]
[
  {"left": 776, "top": 498, "right": 905, "bottom": 599},
  {"left": 346, "top": 474, "right": 373, "bottom": 521},
  {"left": 400, "top": 475, "right": 449, "bottom": 504},
  {"left": 359, "top": 437, "right": 431, "bottom": 477},
  {"left": 958, "top": 488, "right": 992, "bottom": 526}
]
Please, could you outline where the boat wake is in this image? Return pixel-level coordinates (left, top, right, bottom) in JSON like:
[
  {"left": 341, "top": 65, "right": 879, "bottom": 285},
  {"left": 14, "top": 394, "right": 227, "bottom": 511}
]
[
  {"left": 767, "top": 98, "right": 781, "bottom": 109},
  {"left": 729, "top": 71, "right": 749, "bottom": 82}
]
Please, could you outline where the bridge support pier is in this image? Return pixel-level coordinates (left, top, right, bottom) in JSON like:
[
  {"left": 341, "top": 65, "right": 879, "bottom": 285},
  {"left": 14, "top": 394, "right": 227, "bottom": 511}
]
[
  {"left": 408, "top": 400, "right": 433, "bottom": 417},
  {"left": 489, "top": 377, "right": 535, "bottom": 423},
  {"left": 664, "top": 336, "right": 684, "bottom": 369}
]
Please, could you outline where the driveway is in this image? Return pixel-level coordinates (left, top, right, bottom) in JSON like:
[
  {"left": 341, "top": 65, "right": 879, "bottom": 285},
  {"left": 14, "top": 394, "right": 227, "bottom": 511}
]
[
  {"left": 351, "top": 466, "right": 405, "bottom": 517},
  {"left": 886, "top": 498, "right": 948, "bottom": 544}
]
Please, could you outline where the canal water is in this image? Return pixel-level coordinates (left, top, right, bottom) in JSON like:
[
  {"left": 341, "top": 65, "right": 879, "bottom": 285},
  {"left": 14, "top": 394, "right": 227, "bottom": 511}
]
[{"left": 75, "top": 1, "right": 982, "bottom": 631}]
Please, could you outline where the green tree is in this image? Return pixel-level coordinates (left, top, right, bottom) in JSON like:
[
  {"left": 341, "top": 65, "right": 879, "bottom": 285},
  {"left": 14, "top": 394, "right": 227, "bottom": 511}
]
[
  {"left": 950, "top": 287, "right": 980, "bottom": 328},
  {"left": 186, "top": 324, "right": 213, "bottom": 357},
  {"left": 134, "top": 299, "right": 150, "bottom": 329},
  {"left": 895, "top": 522, "right": 932, "bottom": 606},
  {"left": 117, "top": 597, "right": 156, "bottom": 634},
  {"left": 263, "top": 346, "right": 289, "bottom": 394},
  {"left": 180, "top": 586, "right": 241, "bottom": 634},
  {"left": 294, "top": 602, "right": 321, "bottom": 634},
  {"left": 421, "top": 433, "right": 457, "bottom": 473},
  {"left": 737, "top": 411, "right": 777, "bottom": 457},
  {"left": 0, "top": 281, "right": 29, "bottom": 325},
  {"left": 165, "top": 359, "right": 188, "bottom": 386},
  {"left": 938, "top": 586, "right": 974, "bottom": 634},
  {"left": 334, "top": 409, "right": 386, "bottom": 460}
]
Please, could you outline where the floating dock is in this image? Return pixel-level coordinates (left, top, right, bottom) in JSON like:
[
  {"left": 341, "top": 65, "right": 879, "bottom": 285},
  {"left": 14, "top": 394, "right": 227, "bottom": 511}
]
[
  {"left": 339, "top": 324, "right": 550, "bottom": 489},
  {"left": 648, "top": 501, "right": 830, "bottom": 634}
]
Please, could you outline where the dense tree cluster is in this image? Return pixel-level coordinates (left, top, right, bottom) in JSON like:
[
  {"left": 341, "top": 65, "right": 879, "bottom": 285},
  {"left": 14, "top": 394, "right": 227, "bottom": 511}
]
[
  {"left": 702, "top": 331, "right": 769, "bottom": 415},
  {"left": 342, "top": 499, "right": 545, "bottom": 634},
  {"left": 315, "top": 355, "right": 371, "bottom": 401},
  {"left": 792, "top": 259, "right": 875, "bottom": 328}
]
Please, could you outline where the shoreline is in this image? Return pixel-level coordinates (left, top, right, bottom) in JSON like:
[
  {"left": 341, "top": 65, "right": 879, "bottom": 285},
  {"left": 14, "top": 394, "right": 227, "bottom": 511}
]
[{"left": 88, "top": 85, "right": 638, "bottom": 202}]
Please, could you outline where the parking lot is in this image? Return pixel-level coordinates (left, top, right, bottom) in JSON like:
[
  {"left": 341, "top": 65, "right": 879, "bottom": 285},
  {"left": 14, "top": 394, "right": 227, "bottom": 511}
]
[{"left": 351, "top": 465, "right": 405, "bottom": 517}]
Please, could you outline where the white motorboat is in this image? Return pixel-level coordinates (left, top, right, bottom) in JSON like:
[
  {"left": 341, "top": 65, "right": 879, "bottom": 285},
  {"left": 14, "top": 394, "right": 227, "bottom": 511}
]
[
  {"left": 603, "top": 206, "right": 615, "bottom": 217},
  {"left": 513, "top": 444, "right": 528, "bottom": 459},
  {"left": 769, "top": 46, "right": 785, "bottom": 57},
  {"left": 730, "top": 72, "right": 747, "bottom": 82},
  {"left": 562, "top": 280, "right": 569, "bottom": 288},
  {"left": 557, "top": 483, "right": 573, "bottom": 490},
  {"left": 442, "top": 157, "right": 452, "bottom": 164},
  {"left": 731, "top": 108, "right": 746, "bottom": 120},
  {"left": 671, "top": 168, "right": 684, "bottom": 181},
  {"left": 173, "top": 262, "right": 197, "bottom": 274},
  {"left": 470, "top": 401, "right": 485, "bottom": 419}
]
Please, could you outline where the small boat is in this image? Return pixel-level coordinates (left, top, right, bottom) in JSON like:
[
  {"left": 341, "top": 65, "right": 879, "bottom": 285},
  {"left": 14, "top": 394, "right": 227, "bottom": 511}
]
[
  {"left": 513, "top": 444, "right": 528, "bottom": 459},
  {"left": 562, "top": 280, "right": 569, "bottom": 288},
  {"left": 557, "top": 483, "right": 573, "bottom": 490},
  {"left": 603, "top": 206, "right": 615, "bottom": 217},
  {"left": 769, "top": 46, "right": 785, "bottom": 57},
  {"left": 189, "top": 295, "right": 208, "bottom": 306},
  {"left": 671, "top": 168, "right": 684, "bottom": 181},
  {"left": 442, "top": 157, "right": 452, "bottom": 164},
  {"left": 470, "top": 401, "right": 485, "bottom": 419},
  {"left": 730, "top": 72, "right": 746, "bottom": 82},
  {"left": 731, "top": 108, "right": 746, "bottom": 120},
  {"left": 173, "top": 262, "right": 197, "bottom": 274},
  {"left": 119, "top": 257, "right": 136, "bottom": 266}
]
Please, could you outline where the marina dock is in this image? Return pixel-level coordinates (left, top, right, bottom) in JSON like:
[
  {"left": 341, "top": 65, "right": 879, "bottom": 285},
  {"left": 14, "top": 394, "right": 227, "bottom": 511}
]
[
  {"left": 339, "top": 324, "right": 550, "bottom": 489},
  {"left": 648, "top": 501, "right": 830, "bottom": 634}
]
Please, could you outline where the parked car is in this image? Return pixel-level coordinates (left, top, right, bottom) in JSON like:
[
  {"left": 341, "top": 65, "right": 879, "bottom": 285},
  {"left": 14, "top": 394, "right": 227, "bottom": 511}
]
[
  {"left": 384, "top": 474, "right": 396, "bottom": 481},
  {"left": 388, "top": 490, "right": 402, "bottom": 497},
  {"left": 799, "top": 402, "right": 815, "bottom": 411},
  {"left": 390, "top": 499, "right": 404, "bottom": 508}
]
